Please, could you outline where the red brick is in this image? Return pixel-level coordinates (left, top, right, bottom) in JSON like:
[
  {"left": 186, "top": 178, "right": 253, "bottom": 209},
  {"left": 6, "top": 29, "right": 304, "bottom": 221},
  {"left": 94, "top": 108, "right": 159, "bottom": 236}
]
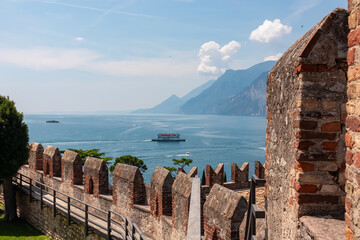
[
  {"left": 321, "top": 142, "right": 338, "bottom": 151},
  {"left": 318, "top": 64, "right": 329, "bottom": 72},
  {"left": 294, "top": 131, "right": 336, "bottom": 140},
  {"left": 345, "top": 212, "right": 353, "bottom": 230},
  {"left": 345, "top": 227, "right": 354, "bottom": 240},
  {"left": 295, "top": 161, "right": 315, "bottom": 172},
  {"left": 321, "top": 122, "right": 341, "bottom": 132},
  {"left": 346, "top": 116, "right": 360, "bottom": 132},
  {"left": 293, "top": 120, "right": 317, "bottom": 130},
  {"left": 340, "top": 163, "right": 346, "bottom": 172},
  {"left": 298, "top": 152, "right": 336, "bottom": 162},
  {"left": 294, "top": 141, "right": 316, "bottom": 150},
  {"left": 352, "top": 152, "right": 360, "bottom": 168},
  {"left": 345, "top": 149, "right": 352, "bottom": 165},
  {"left": 345, "top": 133, "right": 355, "bottom": 148},
  {"left": 345, "top": 197, "right": 352, "bottom": 213},
  {"left": 293, "top": 181, "right": 317, "bottom": 193},
  {"left": 296, "top": 194, "right": 338, "bottom": 204},
  {"left": 346, "top": 168, "right": 354, "bottom": 182},
  {"left": 348, "top": 28, "right": 360, "bottom": 48},
  {"left": 348, "top": 48, "right": 356, "bottom": 66},
  {"left": 293, "top": 111, "right": 300, "bottom": 119},
  {"left": 294, "top": 64, "right": 318, "bottom": 74}
]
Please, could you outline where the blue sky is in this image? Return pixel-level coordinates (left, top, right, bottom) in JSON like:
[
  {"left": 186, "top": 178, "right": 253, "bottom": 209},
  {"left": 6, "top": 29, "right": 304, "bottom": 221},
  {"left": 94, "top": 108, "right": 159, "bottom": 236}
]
[{"left": 0, "top": 0, "right": 347, "bottom": 113}]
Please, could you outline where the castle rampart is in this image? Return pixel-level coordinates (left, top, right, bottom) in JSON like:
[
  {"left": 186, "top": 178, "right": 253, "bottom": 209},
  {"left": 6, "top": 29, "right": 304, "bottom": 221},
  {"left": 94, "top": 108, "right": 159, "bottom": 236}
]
[
  {"left": 265, "top": 7, "right": 349, "bottom": 240},
  {"left": 17, "top": 142, "right": 264, "bottom": 240}
]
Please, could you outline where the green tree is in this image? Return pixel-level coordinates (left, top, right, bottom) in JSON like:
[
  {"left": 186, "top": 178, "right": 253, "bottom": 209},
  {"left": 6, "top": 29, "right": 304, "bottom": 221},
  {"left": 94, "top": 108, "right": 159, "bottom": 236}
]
[
  {"left": 0, "top": 96, "right": 29, "bottom": 221},
  {"left": 163, "top": 166, "right": 177, "bottom": 178},
  {"left": 172, "top": 158, "right": 193, "bottom": 169},
  {"left": 64, "top": 148, "right": 112, "bottom": 165},
  {"left": 109, "top": 155, "right": 147, "bottom": 173},
  {"left": 164, "top": 158, "right": 193, "bottom": 178}
]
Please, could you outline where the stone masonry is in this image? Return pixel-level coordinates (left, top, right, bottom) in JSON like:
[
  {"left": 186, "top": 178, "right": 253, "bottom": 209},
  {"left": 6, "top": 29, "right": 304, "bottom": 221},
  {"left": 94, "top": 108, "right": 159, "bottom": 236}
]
[
  {"left": 43, "top": 145, "right": 61, "bottom": 178},
  {"left": 84, "top": 157, "right": 108, "bottom": 197},
  {"left": 346, "top": 0, "right": 360, "bottom": 239},
  {"left": 11, "top": 142, "right": 263, "bottom": 240},
  {"left": 61, "top": 150, "right": 83, "bottom": 186},
  {"left": 203, "top": 184, "right": 247, "bottom": 240},
  {"left": 29, "top": 142, "right": 43, "bottom": 171},
  {"left": 266, "top": 8, "right": 348, "bottom": 240}
]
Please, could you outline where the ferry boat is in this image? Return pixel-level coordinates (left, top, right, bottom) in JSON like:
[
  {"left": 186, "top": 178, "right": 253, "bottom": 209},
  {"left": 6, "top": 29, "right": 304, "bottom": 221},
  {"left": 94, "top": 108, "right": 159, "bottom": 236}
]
[
  {"left": 151, "top": 133, "right": 186, "bottom": 142},
  {"left": 46, "top": 120, "right": 60, "bottom": 123}
]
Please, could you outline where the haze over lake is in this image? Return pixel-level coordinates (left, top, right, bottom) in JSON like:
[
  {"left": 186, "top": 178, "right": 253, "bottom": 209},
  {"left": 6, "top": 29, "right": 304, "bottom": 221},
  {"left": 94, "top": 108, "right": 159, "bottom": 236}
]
[{"left": 25, "top": 114, "right": 266, "bottom": 182}]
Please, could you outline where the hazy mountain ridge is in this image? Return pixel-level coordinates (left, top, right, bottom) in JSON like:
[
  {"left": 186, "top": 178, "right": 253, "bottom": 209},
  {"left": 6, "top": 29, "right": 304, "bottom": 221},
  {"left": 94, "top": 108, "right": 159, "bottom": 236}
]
[
  {"left": 133, "top": 79, "right": 215, "bottom": 114},
  {"left": 179, "top": 61, "right": 275, "bottom": 115},
  {"left": 218, "top": 71, "right": 268, "bottom": 116},
  {"left": 133, "top": 61, "right": 275, "bottom": 116}
]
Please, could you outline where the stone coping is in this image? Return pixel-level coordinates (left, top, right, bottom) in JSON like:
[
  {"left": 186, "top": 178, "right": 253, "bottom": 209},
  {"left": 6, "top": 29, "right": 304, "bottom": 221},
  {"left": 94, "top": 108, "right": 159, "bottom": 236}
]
[{"left": 299, "top": 215, "right": 346, "bottom": 240}]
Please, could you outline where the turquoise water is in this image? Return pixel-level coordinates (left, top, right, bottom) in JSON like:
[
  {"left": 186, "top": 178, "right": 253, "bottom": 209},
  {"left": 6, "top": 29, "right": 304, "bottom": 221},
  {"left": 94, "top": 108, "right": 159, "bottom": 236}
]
[{"left": 24, "top": 114, "right": 266, "bottom": 182}]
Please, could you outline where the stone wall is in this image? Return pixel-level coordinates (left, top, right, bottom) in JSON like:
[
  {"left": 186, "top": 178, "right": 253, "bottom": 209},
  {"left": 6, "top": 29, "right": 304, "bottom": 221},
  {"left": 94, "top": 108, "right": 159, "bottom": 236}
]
[
  {"left": 16, "top": 191, "right": 105, "bottom": 240},
  {"left": 19, "top": 142, "right": 263, "bottom": 240},
  {"left": 265, "top": 8, "right": 348, "bottom": 240},
  {"left": 346, "top": 1, "right": 360, "bottom": 239}
]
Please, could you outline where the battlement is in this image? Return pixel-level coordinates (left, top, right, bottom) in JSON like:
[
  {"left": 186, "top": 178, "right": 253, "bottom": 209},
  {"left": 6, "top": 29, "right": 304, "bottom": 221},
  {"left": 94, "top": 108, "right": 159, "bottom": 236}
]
[{"left": 23, "top": 142, "right": 264, "bottom": 239}]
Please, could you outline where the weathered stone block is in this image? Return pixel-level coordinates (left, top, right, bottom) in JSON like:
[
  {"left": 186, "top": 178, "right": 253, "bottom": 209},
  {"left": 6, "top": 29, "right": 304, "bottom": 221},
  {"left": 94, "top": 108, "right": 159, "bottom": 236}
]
[
  {"left": 112, "top": 163, "right": 145, "bottom": 209},
  {"left": 150, "top": 167, "right": 174, "bottom": 217},
  {"left": 203, "top": 184, "right": 247, "bottom": 240},
  {"left": 61, "top": 150, "right": 83, "bottom": 186},
  {"left": 317, "top": 161, "right": 339, "bottom": 171},
  {"left": 84, "top": 157, "right": 108, "bottom": 197},
  {"left": 172, "top": 172, "right": 192, "bottom": 233},
  {"left": 230, "top": 162, "right": 249, "bottom": 188},
  {"left": 206, "top": 163, "right": 224, "bottom": 187},
  {"left": 296, "top": 172, "right": 335, "bottom": 184},
  {"left": 320, "top": 184, "right": 339, "bottom": 193},
  {"left": 28, "top": 142, "right": 43, "bottom": 171},
  {"left": 43, "top": 145, "right": 61, "bottom": 178}
]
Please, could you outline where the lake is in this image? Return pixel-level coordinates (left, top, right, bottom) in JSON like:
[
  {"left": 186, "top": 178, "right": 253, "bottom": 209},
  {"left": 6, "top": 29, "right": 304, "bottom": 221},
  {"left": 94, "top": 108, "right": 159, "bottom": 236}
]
[{"left": 24, "top": 114, "right": 266, "bottom": 182}]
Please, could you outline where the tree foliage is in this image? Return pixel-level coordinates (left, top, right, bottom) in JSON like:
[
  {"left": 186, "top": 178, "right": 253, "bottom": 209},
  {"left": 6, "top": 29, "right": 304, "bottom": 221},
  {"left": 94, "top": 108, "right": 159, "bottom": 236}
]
[
  {"left": 109, "top": 155, "right": 147, "bottom": 173},
  {"left": 0, "top": 96, "right": 29, "bottom": 178},
  {"left": 0, "top": 95, "right": 29, "bottom": 221},
  {"left": 172, "top": 158, "right": 193, "bottom": 169},
  {"left": 164, "top": 158, "right": 193, "bottom": 178},
  {"left": 64, "top": 148, "right": 112, "bottom": 165}
]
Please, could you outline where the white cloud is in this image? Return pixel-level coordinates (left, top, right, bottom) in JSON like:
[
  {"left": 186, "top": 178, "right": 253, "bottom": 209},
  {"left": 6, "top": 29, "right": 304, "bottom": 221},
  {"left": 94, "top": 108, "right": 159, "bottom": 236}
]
[
  {"left": 0, "top": 48, "right": 100, "bottom": 70},
  {"left": 75, "top": 37, "right": 84, "bottom": 41},
  {"left": 264, "top": 53, "right": 282, "bottom": 61},
  {"left": 197, "top": 40, "right": 241, "bottom": 75},
  {"left": 249, "top": 19, "right": 292, "bottom": 43}
]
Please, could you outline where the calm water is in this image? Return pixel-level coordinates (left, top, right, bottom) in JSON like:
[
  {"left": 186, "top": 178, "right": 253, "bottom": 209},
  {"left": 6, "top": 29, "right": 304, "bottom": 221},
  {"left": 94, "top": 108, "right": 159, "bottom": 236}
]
[{"left": 24, "top": 114, "right": 266, "bottom": 182}]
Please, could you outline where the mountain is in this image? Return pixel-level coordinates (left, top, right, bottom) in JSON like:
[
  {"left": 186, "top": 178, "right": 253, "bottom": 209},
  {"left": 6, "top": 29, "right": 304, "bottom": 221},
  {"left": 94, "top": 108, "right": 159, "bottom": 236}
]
[
  {"left": 218, "top": 71, "right": 268, "bottom": 115},
  {"left": 181, "top": 79, "right": 215, "bottom": 102},
  {"left": 133, "top": 79, "right": 215, "bottom": 114},
  {"left": 179, "top": 61, "right": 275, "bottom": 115}
]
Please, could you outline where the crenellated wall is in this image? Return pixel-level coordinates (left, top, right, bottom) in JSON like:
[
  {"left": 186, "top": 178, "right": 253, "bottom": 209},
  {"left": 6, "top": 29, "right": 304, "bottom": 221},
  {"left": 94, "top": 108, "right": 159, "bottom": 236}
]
[
  {"left": 18, "top": 142, "right": 264, "bottom": 240},
  {"left": 265, "top": 7, "right": 349, "bottom": 240}
]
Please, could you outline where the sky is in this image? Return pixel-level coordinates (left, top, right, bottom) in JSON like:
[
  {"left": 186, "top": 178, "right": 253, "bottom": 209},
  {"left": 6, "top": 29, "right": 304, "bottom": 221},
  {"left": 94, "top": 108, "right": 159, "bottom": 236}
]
[{"left": 0, "top": 0, "right": 347, "bottom": 114}]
